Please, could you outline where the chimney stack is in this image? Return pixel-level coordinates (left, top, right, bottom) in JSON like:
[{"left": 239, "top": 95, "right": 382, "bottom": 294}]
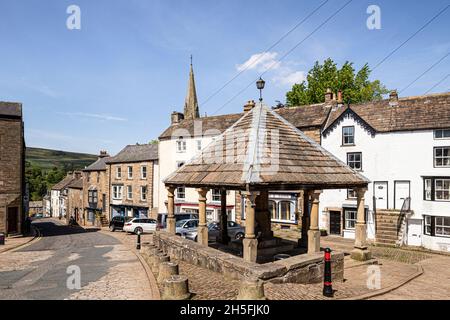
[
  {"left": 389, "top": 90, "right": 398, "bottom": 106},
  {"left": 337, "top": 90, "right": 343, "bottom": 104},
  {"left": 324, "top": 88, "right": 333, "bottom": 102},
  {"left": 99, "top": 150, "right": 109, "bottom": 158},
  {"left": 244, "top": 100, "right": 256, "bottom": 112},
  {"left": 171, "top": 111, "right": 185, "bottom": 124}
]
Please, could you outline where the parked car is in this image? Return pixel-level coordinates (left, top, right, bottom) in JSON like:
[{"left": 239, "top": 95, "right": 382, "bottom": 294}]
[
  {"left": 175, "top": 219, "right": 199, "bottom": 236},
  {"left": 35, "top": 213, "right": 43, "bottom": 219},
  {"left": 123, "top": 218, "right": 158, "bottom": 235},
  {"left": 109, "top": 216, "right": 132, "bottom": 232},
  {"left": 157, "top": 213, "right": 199, "bottom": 229},
  {"left": 183, "top": 221, "right": 245, "bottom": 242}
]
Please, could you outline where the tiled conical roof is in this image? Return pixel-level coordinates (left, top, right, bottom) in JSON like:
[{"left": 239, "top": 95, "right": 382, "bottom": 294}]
[{"left": 164, "top": 103, "right": 369, "bottom": 190}]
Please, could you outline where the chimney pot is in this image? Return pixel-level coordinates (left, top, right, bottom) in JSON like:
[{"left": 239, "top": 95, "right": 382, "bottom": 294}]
[
  {"left": 324, "top": 88, "right": 334, "bottom": 102},
  {"left": 337, "top": 90, "right": 343, "bottom": 103},
  {"left": 244, "top": 100, "right": 256, "bottom": 112},
  {"left": 171, "top": 111, "right": 184, "bottom": 124},
  {"left": 389, "top": 90, "right": 399, "bottom": 106}
]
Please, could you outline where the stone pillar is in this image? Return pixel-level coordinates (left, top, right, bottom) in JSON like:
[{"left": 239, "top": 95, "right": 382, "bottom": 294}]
[
  {"left": 351, "top": 187, "right": 372, "bottom": 261},
  {"left": 255, "top": 190, "right": 273, "bottom": 240},
  {"left": 218, "top": 189, "right": 230, "bottom": 245},
  {"left": 242, "top": 191, "right": 259, "bottom": 262},
  {"left": 197, "top": 188, "right": 209, "bottom": 246},
  {"left": 299, "top": 190, "right": 310, "bottom": 248},
  {"left": 166, "top": 186, "right": 176, "bottom": 234},
  {"left": 308, "top": 190, "right": 322, "bottom": 254}
]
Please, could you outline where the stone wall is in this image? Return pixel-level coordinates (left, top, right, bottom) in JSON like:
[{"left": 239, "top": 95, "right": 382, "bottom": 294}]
[
  {"left": 0, "top": 115, "right": 24, "bottom": 235},
  {"left": 83, "top": 169, "right": 109, "bottom": 221},
  {"left": 154, "top": 232, "right": 344, "bottom": 284}
]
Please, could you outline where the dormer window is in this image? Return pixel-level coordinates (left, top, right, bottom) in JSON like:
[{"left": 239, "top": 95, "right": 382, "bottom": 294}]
[
  {"left": 176, "top": 137, "right": 187, "bottom": 153},
  {"left": 342, "top": 126, "right": 355, "bottom": 146}
]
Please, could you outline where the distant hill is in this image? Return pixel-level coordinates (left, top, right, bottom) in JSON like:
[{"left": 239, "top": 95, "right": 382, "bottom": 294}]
[{"left": 26, "top": 147, "right": 97, "bottom": 171}]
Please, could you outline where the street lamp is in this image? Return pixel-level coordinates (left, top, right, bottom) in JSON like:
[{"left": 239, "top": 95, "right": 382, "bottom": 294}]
[{"left": 256, "top": 77, "right": 265, "bottom": 102}]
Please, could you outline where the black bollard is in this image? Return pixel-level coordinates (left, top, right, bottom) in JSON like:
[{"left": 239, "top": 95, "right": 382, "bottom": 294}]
[
  {"left": 136, "top": 233, "right": 141, "bottom": 250},
  {"left": 323, "top": 247, "right": 333, "bottom": 297}
]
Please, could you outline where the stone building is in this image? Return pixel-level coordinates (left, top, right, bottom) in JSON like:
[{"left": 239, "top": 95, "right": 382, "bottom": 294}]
[
  {"left": 50, "top": 171, "right": 82, "bottom": 219},
  {"left": 0, "top": 102, "right": 26, "bottom": 236},
  {"left": 29, "top": 201, "right": 43, "bottom": 216},
  {"left": 67, "top": 178, "right": 84, "bottom": 224},
  {"left": 105, "top": 144, "right": 159, "bottom": 220},
  {"left": 82, "top": 151, "right": 110, "bottom": 226}
]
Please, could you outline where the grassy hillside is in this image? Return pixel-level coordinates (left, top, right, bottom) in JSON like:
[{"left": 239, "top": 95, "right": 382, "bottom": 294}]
[{"left": 26, "top": 147, "right": 97, "bottom": 171}]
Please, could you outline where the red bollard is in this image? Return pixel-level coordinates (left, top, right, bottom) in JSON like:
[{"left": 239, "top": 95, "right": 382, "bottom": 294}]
[{"left": 323, "top": 247, "right": 333, "bottom": 297}]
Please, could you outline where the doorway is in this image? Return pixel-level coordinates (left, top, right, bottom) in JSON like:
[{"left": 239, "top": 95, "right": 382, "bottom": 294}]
[
  {"left": 329, "top": 211, "right": 341, "bottom": 235},
  {"left": 374, "top": 181, "right": 388, "bottom": 209},
  {"left": 7, "top": 207, "right": 19, "bottom": 234},
  {"left": 394, "top": 181, "right": 410, "bottom": 210}
]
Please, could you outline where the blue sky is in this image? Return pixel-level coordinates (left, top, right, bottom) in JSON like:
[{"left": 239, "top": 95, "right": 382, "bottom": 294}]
[{"left": 0, "top": 0, "right": 449, "bottom": 155}]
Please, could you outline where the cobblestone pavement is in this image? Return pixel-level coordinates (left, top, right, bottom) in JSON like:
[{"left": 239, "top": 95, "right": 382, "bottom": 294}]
[
  {"left": 0, "top": 227, "right": 37, "bottom": 254},
  {"left": 0, "top": 218, "right": 153, "bottom": 300}
]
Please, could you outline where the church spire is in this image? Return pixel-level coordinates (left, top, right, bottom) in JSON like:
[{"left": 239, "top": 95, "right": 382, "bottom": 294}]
[{"left": 183, "top": 55, "right": 200, "bottom": 119}]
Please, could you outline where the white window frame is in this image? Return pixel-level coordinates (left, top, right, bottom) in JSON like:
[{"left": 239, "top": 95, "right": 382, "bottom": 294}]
[
  {"left": 127, "top": 166, "right": 133, "bottom": 179},
  {"left": 342, "top": 126, "right": 355, "bottom": 145},
  {"left": 434, "top": 129, "right": 450, "bottom": 140},
  {"left": 212, "top": 189, "right": 221, "bottom": 202},
  {"left": 344, "top": 210, "right": 357, "bottom": 230},
  {"left": 127, "top": 185, "right": 132, "bottom": 200},
  {"left": 176, "top": 187, "right": 185, "bottom": 199},
  {"left": 424, "top": 179, "right": 432, "bottom": 200},
  {"left": 112, "top": 185, "right": 123, "bottom": 200},
  {"left": 435, "top": 179, "right": 450, "bottom": 201},
  {"left": 141, "top": 186, "right": 147, "bottom": 201},
  {"left": 116, "top": 167, "right": 122, "bottom": 179},
  {"left": 141, "top": 166, "right": 147, "bottom": 179},
  {"left": 347, "top": 152, "right": 362, "bottom": 171},
  {"left": 434, "top": 147, "right": 450, "bottom": 168},
  {"left": 435, "top": 216, "right": 450, "bottom": 237},
  {"left": 176, "top": 138, "right": 187, "bottom": 153},
  {"left": 424, "top": 216, "right": 431, "bottom": 235}
]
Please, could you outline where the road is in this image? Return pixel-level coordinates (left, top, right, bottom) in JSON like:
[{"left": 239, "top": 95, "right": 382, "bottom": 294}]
[{"left": 0, "top": 218, "right": 153, "bottom": 300}]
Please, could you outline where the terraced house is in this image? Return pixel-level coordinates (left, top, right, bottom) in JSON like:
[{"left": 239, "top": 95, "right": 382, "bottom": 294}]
[
  {"left": 0, "top": 102, "right": 26, "bottom": 236},
  {"left": 82, "top": 151, "right": 110, "bottom": 226},
  {"left": 105, "top": 144, "right": 158, "bottom": 220}
]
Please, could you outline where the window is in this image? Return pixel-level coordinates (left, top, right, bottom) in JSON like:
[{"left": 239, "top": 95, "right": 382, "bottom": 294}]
[
  {"left": 112, "top": 185, "right": 123, "bottom": 200},
  {"left": 424, "top": 216, "right": 431, "bottom": 235},
  {"left": 347, "top": 152, "right": 362, "bottom": 171},
  {"left": 342, "top": 126, "right": 355, "bottom": 145},
  {"left": 278, "top": 201, "right": 292, "bottom": 221},
  {"left": 87, "top": 173, "right": 90, "bottom": 182},
  {"left": 141, "top": 186, "right": 147, "bottom": 201},
  {"left": 434, "top": 129, "right": 450, "bottom": 139},
  {"left": 176, "top": 138, "right": 186, "bottom": 153},
  {"left": 435, "top": 179, "right": 450, "bottom": 201},
  {"left": 347, "top": 189, "right": 357, "bottom": 199},
  {"left": 88, "top": 190, "right": 98, "bottom": 204},
  {"left": 344, "top": 210, "right": 357, "bottom": 229},
  {"left": 141, "top": 166, "right": 147, "bottom": 179},
  {"left": 127, "top": 166, "right": 133, "bottom": 179},
  {"left": 212, "top": 189, "right": 221, "bottom": 202},
  {"left": 176, "top": 187, "right": 185, "bottom": 199},
  {"left": 424, "top": 179, "right": 432, "bottom": 200},
  {"left": 116, "top": 167, "right": 122, "bottom": 179},
  {"left": 434, "top": 147, "right": 450, "bottom": 167},
  {"left": 197, "top": 140, "right": 202, "bottom": 151},
  {"left": 435, "top": 216, "right": 450, "bottom": 237},
  {"left": 127, "top": 186, "right": 132, "bottom": 200},
  {"left": 269, "top": 201, "right": 277, "bottom": 220},
  {"left": 102, "top": 194, "right": 106, "bottom": 211}
]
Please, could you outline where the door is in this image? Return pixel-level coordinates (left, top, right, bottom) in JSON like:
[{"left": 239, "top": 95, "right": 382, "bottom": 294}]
[
  {"left": 7, "top": 207, "right": 19, "bottom": 234},
  {"left": 395, "top": 181, "right": 410, "bottom": 210},
  {"left": 329, "top": 211, "right": 341, "bottom": 235},
  {"left": 374, "top": 182, "right": 388, "bottom": 209},
  {"left": 407, "top": 219, "right": 422, "bottom": 246}
]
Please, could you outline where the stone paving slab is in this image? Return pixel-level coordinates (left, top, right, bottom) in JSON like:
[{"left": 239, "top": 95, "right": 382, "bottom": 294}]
[{"left": 0, "top": 227, "right": 38, "bottom": 254}]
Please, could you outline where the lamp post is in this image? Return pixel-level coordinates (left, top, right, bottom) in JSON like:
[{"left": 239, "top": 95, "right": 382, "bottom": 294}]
[{"left": 256, "top": 77, "right": 265, "bottom": 102}]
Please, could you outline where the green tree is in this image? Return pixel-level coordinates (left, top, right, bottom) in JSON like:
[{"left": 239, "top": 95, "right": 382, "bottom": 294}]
[{"left": 286, "top": 59, "right": 388, "bottom": 106}]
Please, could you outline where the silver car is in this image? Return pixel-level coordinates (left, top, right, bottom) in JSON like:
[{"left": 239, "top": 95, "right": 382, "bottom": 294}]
[
  {"left": 183, "top": 221, "right": 245, "bottom": 242},
  {"left": 175, "top": 219, "right": 199, "bottom": 236}
]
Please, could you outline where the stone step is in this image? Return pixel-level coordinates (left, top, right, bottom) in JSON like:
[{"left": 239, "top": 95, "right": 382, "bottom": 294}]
[
  {"left": 376, "top": 224, "right": 400, "bottom": 231},
  {"left": 376, "top": 235, "right": 399, "bottom": 242}
]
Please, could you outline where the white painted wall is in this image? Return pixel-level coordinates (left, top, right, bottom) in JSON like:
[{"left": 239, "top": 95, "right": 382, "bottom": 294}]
[
  {"left": 50, "top": 190, "right": 60, "bottom": 217},
  {"left": 320, "top": 111, "right": 450, "bottom": 250}
]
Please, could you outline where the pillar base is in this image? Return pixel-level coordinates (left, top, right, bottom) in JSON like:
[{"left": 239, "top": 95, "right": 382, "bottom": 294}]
[
  {"left": 351, "top": 247, "right": 372, "bottom": 261},
  {"left": 167, "top": 217, "right": 176, "bottom": 234},
  {"left": 307, "top": 230, "right": 320, "bottom": 254},
  {"left": 237, "top": 278, "right": 266, "bottom": 300},
  {"left": 243, "top": 238, "right": 258, "bottom": 262},
  {"left": 197, "top": 225, "right": 209, "bottom": 246}
]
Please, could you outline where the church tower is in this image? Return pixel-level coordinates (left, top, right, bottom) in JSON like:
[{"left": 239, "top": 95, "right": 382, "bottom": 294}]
[{"left": 183, "top": 56, "right": 200, "bottom": 119}]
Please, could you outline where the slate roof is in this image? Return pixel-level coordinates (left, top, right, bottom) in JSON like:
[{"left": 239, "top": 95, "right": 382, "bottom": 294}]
[
  {"left": 83, "top": 156, "right": 111, "bottom": 171},
  {"left": 106, "top": 144, "right": 158, "bottom": 164},
  {"left": 0, "top": 102, "right": 22, "bottom": 118},
  {"left": 323, "top": 92, "right": 450, "bottom": 134},
  {"left": 51, "top": 175, "right": 76, "bottom": 191},
  {"left": 68, "top": 178, "right": 83, "bottom": 189},
  {"left": 164, "top": 103, "right": 369, "bottom": 190}
]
